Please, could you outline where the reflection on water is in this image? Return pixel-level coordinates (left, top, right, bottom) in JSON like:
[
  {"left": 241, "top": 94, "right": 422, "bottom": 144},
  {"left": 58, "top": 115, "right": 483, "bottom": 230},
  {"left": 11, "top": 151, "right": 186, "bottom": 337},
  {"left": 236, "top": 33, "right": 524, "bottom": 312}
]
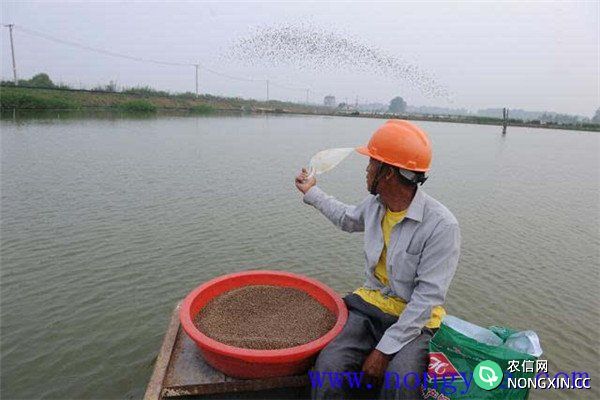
[
  {"left": 1, "top": 113, "right": 598, "bottom": 399},
  {"left": 0, "top": 108, "right": 228, "bottom": 123}
]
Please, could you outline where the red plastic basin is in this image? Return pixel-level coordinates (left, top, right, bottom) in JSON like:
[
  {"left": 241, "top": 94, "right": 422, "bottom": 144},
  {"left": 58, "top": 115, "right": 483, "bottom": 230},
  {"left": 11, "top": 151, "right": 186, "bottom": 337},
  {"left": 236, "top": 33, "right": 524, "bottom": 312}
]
[{"left": 179, "top": 270, "right": 348, "bottom": 378}]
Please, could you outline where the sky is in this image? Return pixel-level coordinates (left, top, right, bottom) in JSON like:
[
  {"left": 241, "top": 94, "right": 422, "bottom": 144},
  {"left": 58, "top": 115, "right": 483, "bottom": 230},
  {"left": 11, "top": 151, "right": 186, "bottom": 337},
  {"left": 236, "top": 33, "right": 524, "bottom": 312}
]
[{"left": 1, "top": 1, "right": 598, "bottom": 116}]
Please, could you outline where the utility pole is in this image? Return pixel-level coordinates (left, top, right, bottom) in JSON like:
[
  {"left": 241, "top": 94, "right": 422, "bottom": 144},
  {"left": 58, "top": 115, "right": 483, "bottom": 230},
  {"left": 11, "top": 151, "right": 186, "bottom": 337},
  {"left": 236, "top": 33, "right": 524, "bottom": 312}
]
[
  {"left": 266, "top": 80, "right": 269, "bottom": 102},
  {"left": 194, "top": 64, "right": 199, "bottom": 97},
  {"left": 5, "top": 24, "right": 18, "bottom": 85}
]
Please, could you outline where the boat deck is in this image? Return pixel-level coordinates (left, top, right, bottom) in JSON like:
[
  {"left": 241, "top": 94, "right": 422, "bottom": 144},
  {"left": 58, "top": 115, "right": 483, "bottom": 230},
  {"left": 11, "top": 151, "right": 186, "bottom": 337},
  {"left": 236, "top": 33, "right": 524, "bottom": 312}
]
[{"left": 144, "top": 302, "right": 310, "bottom": 399}]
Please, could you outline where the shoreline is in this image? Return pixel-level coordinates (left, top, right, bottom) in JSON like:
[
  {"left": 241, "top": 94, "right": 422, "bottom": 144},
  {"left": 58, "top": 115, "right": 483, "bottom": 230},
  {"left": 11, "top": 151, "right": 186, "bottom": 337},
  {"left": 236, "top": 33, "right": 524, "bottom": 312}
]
[
  {"left": 1, "top": 85, "right": 598, "bottom": 132},
  {"left": 259, "top": 109, "right": 600, "bottom": 132}
]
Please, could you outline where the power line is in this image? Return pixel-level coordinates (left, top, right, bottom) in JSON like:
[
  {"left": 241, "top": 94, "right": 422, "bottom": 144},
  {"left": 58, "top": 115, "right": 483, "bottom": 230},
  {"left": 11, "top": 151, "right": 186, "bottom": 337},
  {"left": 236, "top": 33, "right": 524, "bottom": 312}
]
[
  {"left": 269, "top": 80, "right": 305, "bottom": 92},
  {"left": 8, "top": 24, "right": 336, "bottom": 103},
  {"left": 16, "top": 25, "right": 193, "bottom": 67},
  {"left": 198, "top": 65, "right": 262, "bottom": 83},
  {"left": 14, "top": 24, "right": 269, "bottom": 84}
]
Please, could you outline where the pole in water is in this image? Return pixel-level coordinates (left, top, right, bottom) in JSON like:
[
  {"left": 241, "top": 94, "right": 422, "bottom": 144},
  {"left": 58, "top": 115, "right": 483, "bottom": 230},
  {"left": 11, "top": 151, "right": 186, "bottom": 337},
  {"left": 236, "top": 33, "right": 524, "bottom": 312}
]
[
  {"left": 194, "top": 64, "right": 199, "bottom": 97},
  {"left": 502, "top": 107, "right": 508, "bottom": 135},
  {"left": 266, "top": 79, "right": 269, "bottom": 102},
  {"left": 5, "top": 24, "right": 18, "bottom": 85}
]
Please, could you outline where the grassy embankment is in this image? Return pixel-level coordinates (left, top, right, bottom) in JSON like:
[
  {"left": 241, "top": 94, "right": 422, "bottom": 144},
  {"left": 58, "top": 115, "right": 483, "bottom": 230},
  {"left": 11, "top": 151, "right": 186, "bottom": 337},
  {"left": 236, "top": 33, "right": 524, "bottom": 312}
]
[
  {"left": 1, "top": 85, "right": 598, "bottom": 132},
  {"left": 0, "top": 85, "right": 321, "bottom": 115}
]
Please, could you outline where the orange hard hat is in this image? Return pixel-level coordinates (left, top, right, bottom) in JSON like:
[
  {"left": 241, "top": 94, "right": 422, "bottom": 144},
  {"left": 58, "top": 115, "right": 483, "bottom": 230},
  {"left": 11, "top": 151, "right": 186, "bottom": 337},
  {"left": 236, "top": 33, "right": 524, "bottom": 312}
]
[{"left": 356, "top": 119, "right": 432, "bottom": 172}]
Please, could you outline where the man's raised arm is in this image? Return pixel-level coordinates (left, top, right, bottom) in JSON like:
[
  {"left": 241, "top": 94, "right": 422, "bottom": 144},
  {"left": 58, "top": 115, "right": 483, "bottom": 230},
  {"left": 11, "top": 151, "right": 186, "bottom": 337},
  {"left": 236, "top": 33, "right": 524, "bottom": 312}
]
[{"left": 296, "top": 169, "right": 369, "bottom": 233}]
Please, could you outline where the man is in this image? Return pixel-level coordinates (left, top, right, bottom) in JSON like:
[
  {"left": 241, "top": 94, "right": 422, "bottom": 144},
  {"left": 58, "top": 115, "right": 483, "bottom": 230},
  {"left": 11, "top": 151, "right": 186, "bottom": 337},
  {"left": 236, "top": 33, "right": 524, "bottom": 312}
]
[{"left": 295, "top": 120, "right": 460, "bottom": 400}]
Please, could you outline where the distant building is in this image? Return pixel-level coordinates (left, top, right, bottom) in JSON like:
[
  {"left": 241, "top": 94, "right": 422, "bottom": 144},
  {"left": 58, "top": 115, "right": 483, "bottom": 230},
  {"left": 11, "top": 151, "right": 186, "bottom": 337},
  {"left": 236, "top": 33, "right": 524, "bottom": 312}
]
[{"left": 324, "top": 95, "right": 336, "bottom": 107}]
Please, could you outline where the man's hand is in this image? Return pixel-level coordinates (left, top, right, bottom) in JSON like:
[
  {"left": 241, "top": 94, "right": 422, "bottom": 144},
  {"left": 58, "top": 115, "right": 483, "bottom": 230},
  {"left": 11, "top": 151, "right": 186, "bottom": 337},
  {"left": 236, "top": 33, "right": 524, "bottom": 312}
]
[
  {"left": 295, "top": 168, "right": 316, "bottom": 194},
  {"left": 361, "top": 349, "right": 391, "bottom": 386}
]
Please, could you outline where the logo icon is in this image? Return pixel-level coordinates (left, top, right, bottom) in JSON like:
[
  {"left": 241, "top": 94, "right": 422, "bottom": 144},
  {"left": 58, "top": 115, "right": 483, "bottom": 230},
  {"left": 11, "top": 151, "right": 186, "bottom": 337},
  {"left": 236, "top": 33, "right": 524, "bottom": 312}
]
[
  {"left": 427, "top": 352, "right": 462, "bottom": 381},
  {"left": 473, "top": 360, "right": 503, "bottom": 390}
]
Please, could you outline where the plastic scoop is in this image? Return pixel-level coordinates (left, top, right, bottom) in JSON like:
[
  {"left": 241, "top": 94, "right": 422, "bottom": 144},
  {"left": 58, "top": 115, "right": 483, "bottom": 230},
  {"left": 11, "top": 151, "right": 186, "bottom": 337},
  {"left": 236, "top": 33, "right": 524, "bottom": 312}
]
[{"left": 306, "top": 147, "right": 354, "bottom": 179}]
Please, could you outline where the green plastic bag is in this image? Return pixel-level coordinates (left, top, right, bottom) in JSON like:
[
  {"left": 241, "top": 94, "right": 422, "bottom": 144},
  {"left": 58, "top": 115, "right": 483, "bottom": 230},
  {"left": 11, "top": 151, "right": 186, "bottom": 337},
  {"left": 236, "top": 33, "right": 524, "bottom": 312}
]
[{"left": 424, "top": 316, "right": 541, "bottom": 399}]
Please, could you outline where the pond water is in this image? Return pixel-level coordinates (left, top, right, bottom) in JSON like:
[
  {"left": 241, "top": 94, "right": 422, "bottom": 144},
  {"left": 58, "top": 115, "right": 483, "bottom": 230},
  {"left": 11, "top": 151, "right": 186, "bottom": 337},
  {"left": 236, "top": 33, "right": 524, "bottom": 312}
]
[{"left": 1, "top": 113, "right": 598, "bottom": 399}]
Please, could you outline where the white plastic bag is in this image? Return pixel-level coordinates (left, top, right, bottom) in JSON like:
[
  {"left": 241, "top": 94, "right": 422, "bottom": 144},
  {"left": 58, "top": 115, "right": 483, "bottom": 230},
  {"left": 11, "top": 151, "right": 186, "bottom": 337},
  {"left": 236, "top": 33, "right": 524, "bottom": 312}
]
[
  {"left": 502, "top": 331, "right": 543, "bottom": 357},
  {"left": 442, "top": 315, "right": 504, "bottom": 347},
  {"left": 442, "top": 315, "right": 543, "bottom": 357},
  {"left": 307, "top": 147, "right": 354, "bottom": 178}
]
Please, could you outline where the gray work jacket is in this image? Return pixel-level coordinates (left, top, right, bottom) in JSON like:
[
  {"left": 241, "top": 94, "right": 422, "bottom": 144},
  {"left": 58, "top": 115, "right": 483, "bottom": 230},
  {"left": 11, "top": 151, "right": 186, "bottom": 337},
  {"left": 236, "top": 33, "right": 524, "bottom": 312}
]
[{"left": 303, "top": 185, "right": 461, "bottom": 355}]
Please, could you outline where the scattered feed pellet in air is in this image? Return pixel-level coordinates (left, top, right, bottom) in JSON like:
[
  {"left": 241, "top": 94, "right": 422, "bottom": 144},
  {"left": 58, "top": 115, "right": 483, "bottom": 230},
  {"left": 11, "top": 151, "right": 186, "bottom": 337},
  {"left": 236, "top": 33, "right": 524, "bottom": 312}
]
[
  {"left": 225, "top": 21, "right": 449, "bottom": 99},
  {"left": 194, "top": 285, "right": 337, "bottom": 350}
]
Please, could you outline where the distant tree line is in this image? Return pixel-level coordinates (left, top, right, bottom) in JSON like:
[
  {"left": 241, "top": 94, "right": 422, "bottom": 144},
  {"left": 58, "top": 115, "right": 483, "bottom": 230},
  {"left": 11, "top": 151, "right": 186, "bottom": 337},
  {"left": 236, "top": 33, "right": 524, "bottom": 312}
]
[
  {"left": 476, "top": 107, "right": 596, "bottom": 125},
  {"left": 1, "top": 73, "right": 71, "bottom": 89},
  {"left": 592, "top": 108, "right": 600, "bottom": 124},
  {"left": 388, "top": 97, "right": 407, "bottom": 114},
  {"left": 2, "top": 74, "right": 599, "bottom": 125},
  {"left": 0, "top": 72, "right": 200, "bottom": 98}
]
